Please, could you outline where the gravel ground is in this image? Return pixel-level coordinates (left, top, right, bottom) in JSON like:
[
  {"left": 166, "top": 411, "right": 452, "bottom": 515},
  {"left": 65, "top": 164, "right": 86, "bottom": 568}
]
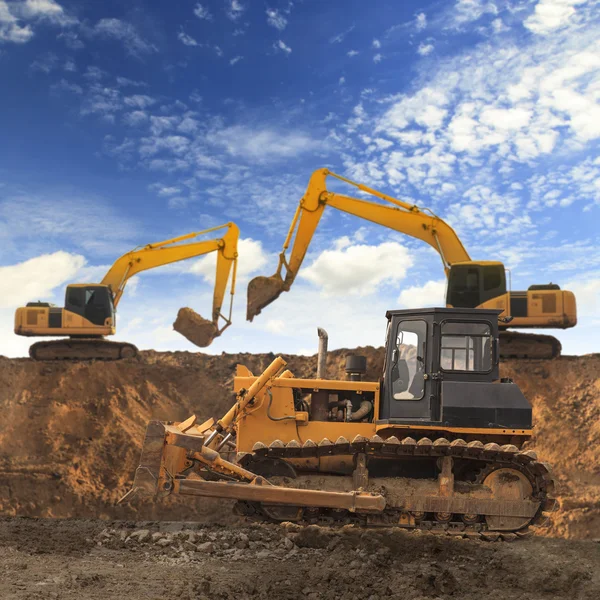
[{"left": 0, "top": 517, "right": 598, "bottom": 600}]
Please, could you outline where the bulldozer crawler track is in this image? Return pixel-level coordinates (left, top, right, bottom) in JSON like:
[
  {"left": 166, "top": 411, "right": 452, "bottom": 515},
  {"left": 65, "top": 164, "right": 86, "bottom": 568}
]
[{"left": 240, "top": 434, "right": 555, "bottom": 536}]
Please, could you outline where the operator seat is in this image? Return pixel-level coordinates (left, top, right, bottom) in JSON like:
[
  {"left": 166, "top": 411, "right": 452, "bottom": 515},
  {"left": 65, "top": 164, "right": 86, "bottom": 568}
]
[{"left": 391, "top": 358, "right": 411, "bottom": 399}]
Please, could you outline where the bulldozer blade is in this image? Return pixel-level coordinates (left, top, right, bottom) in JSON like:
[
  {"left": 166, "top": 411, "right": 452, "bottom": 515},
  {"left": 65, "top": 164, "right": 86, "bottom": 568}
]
[
  {"left": 246, "top": 273, "right": 286, "bottom": 321},
  {"left": 119, "top": 420, "right": 167, "bottom": 503},
  {"left": 174, "top": 478, "right": 386, "bottom": 513},
  {"left": 173, "top": 307, "right": 219, "bottom": 347}
]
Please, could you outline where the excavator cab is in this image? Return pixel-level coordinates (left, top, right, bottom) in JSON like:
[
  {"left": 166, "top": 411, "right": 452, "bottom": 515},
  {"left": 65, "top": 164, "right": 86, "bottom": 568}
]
[
  {"left": 446, "top": 262, "right": 507, "bottom": 309},
  {"left": 379, "top": 308, "right": 532, "bottom": 431},
  {"left": 64, "top": 284, "right": 116, "bottom": 327}
]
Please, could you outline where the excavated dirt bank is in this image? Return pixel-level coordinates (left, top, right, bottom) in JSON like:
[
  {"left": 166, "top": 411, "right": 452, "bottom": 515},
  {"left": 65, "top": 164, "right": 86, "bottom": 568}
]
[
  {"left": 0, "top": 350, "right": 598, "bottom": 539},
  {"left": 1, "top": 517, "right": 599, "bottom": 600}
]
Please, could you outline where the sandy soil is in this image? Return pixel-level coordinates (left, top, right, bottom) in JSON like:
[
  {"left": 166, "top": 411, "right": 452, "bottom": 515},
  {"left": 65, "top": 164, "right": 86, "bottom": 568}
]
[
  {"left": 0, "top": 517, "right": 598, "bottom": 600},
  {"left": 0, "top": 349, "right": 598, "bottom": 538}
]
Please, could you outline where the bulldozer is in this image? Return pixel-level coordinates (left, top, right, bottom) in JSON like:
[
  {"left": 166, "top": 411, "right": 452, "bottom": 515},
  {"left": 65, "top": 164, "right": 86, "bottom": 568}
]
[
  {"left": 122, "top": 306, "right": 555, "bottom": 540},
  {"left": 14, "top": 223, "right": 239, "bottom": 360},
  {"left": 246, "top": 169, "right": 577, "bottom": 359}
]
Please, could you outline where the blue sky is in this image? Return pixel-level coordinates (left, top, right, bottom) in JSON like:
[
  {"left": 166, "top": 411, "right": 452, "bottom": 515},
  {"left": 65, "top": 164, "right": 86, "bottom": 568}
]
[{"left": 0, "top": 0, "right": 599, "bottom": 357}]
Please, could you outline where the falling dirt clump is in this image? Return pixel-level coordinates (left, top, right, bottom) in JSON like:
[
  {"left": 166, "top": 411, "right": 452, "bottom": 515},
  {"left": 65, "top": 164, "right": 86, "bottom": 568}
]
[
  {"left": 0, "top": 349, "right": 598, "bottom": 539},
  {"left": 173, "top": 307, "right": 219, "bottom": 347}
]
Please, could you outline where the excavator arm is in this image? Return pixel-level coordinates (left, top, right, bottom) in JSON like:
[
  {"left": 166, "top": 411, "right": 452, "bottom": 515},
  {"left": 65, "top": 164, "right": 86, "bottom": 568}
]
[
  {"left": 247, "top": 168, "right": 470, "bottom": 320},
  {"left": 103, "top": 222, "right": 239, "bottom": 345}
]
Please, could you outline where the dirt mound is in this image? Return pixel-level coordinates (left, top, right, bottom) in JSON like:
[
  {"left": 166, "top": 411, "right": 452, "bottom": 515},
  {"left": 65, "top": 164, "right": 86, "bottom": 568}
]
[
  {"left": 1, "top": 517, "right": 599, "bottom": 599},
  {"left": 0, "top": 350, "right": 598, "bottom": 539}
]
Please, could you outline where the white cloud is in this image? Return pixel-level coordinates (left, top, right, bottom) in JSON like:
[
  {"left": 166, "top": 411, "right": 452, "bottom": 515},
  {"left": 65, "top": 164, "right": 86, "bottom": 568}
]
[
  {"left": 452, "top": 0, "right": 498, "bottom": 27},
  {"left": 417, "top": 42, "right": 434, "bottom": 56},
  {"left": 266, "top": 8, "right": 287, "bottom": 30},
  {"left": 0, "top": 190, "right": 139, "bottom": 258},
  {"left": 226, "top": 0, "right": 245, "bottom": 21},
  {"left": 415, "top": 12, "right": 427, "bottom": 31},
  {"left": 330, "top": 25, "right": 355, "bottom": 44},
  {"left": 93, "top": 18, "right": 157, "bottom": 57},
  {"left": 265, "top": 319, "right": 286, "bottom": 334},
  {"left": 150, "top": 184, "right": 181, "bottom": 197},
  {"left": 0, "top": 0, "right": 33, "bottom": 43},
  {"left": 524, "top": 0, "right": 588, "bottom": 35},
  {"left": 178, "top": 31, "right": 198, "bottom": 47},
  {"left": 123, "top": 94, "right": 155, "bottom": 109},
  {"left": 339, "top": 76, "right": 346, "bottom": 85},
  {"left": 274, "top": 39, "right": 292, "bottom": 54},
  {"left": 563, "top": 276, "right": 600, "bottom": 317},
  {"left": 21, "top": 0, "right": 74, "bottom": 24},
  {"left": 373, "top": 53, "right": 382, "bottom": 63},
  {"left": 51, "top": 78, "right": 83, "bottom": 95},
  {"left": 207, "top": 125, "right": 312, "bottom": 162},
  {"left": 193, "top": 3, "right": 212, "bottom": 20},
  {"left": 300, "top": 240, "right": 414, "bottom": 296},
  {"left": 57, "top": 30, "right": 83, "bottom": 49},
  {"left": 0, "top": 251, "right": 85, "bottom": 308},
  {"left": 230, "top": 55, "right": 243, "bottom": 65},
  {"left": 1, "top": 0, "right": 76, "bottom": 44},
  {"left": 372, "top": 39, "right": 381, "bottom": 49},
  {"left": 398, "top": 280, "right": 446, "bottom": 309},
  {"left": 30, "top": 51, "right": 58, "bottom": 72},
  {"left": 347, "top": 49, "right": 359, "bottom": 57}
]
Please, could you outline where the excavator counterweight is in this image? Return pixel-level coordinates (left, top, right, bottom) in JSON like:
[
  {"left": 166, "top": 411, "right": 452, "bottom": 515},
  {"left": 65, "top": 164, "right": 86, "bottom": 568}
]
[{"left": 123, "top": 308, "right": 557, "bottom": 540}]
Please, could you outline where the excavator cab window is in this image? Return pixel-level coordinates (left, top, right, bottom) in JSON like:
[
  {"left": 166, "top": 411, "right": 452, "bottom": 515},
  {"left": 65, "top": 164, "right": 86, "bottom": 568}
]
[
  {"left": 447, "top": 264, "right": 507, "bottom": 308},
  {"left": 391, "top": 320, "right": 427, "bottom": 401},
  {"left": 65, "top": 285, "right": 114, "bottom": 326}
]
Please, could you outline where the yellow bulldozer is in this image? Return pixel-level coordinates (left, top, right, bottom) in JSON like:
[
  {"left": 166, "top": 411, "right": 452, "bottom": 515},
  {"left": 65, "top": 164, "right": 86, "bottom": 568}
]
[
  {"left": 247, "top": 169, "right": 577, "bottom": 359},
  {"left": 123, "top": 306, "right": 556, "bottom": 540},
  {"left": 14, "top": 223, "right": 239, "bottom": 360}
]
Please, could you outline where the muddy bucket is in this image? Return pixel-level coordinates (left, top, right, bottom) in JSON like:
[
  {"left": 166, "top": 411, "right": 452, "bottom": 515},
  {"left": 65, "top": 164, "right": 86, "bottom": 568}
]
[
  {"left": 173, "top": 307, "right": 219, "bottom": 347},
  {"left": 246, "top": 274, "right": 285, "bottom": 321}
]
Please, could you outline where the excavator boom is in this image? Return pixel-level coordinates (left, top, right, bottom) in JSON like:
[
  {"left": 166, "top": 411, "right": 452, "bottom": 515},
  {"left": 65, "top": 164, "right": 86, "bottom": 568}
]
[{"left": 247, "top": 168, "right": 470, "bottom": 320}]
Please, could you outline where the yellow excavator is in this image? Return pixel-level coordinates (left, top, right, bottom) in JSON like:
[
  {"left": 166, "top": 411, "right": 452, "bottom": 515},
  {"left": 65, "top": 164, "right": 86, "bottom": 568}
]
[
  {"left": 14, "top": 223, "right": 239, "bottom": 360},
  {"left": 247, "top": 169, "right": 577, "bottom": 358}
]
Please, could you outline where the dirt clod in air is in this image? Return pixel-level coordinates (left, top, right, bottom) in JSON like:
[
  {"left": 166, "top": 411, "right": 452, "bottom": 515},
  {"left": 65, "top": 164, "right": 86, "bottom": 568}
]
[{"left": 173, "top": 307, "right": 219, "bottom": 347}]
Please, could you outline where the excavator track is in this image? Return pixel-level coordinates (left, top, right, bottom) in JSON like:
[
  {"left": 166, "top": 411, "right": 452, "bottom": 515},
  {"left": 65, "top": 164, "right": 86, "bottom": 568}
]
[
  {"left": 235, "top": 434, "right": 556, "bottom": 539},
  {"left": 499, "top": 331, "right": 562, "bottom": 360},
  {"left": 29, "top": 338, "right": 138, "bottom": 361}
]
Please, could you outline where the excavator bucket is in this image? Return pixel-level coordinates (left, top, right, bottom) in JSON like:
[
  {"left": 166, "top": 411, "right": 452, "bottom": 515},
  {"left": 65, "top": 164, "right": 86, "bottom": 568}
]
[
  {"left": 173, "top": 307, "right": 220, "bottom": 347},
  {"left": 246, "top": 273, "right": 286, "bottom": 321}
]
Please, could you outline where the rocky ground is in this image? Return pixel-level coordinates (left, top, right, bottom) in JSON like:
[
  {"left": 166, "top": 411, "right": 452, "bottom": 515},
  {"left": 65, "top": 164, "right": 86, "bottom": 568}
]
[{"left": 0, "top": 517, "right": 598, "bottom": 600}]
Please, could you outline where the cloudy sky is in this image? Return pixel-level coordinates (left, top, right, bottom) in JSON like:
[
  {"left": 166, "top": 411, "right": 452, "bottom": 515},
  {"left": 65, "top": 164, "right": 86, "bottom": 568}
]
[{"left": 1, "top": 0, "right": 599, "bottom": 358}]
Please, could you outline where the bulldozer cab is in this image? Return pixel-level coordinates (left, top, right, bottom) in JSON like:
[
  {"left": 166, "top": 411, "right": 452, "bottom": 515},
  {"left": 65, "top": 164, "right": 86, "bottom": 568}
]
[
  {"left": 446, "top": 262, "right": 506, "bottom": 309},
  {"left": 64, "top": 284, "right": 116, "bottom": 327},
  {"left": 380, "top": 307, "right": 531, "bottom": 430}
]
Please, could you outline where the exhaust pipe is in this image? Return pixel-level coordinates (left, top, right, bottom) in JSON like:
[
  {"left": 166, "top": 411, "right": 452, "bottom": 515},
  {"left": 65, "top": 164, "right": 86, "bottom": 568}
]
[{"left": 317, "top": 327, "right": 328, "bottom": 379}]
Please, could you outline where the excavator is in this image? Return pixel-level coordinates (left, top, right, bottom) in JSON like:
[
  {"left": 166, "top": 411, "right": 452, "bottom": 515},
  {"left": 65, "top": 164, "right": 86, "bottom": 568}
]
[
  {"left": 122, "top": 306, "right": 556, "bottom": 540},
  {"left": 14, "top": 223, "right": 239, "bottom": 360},
  {"left": 246, "top": 169, "right": 577, "bottom": 359}
]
